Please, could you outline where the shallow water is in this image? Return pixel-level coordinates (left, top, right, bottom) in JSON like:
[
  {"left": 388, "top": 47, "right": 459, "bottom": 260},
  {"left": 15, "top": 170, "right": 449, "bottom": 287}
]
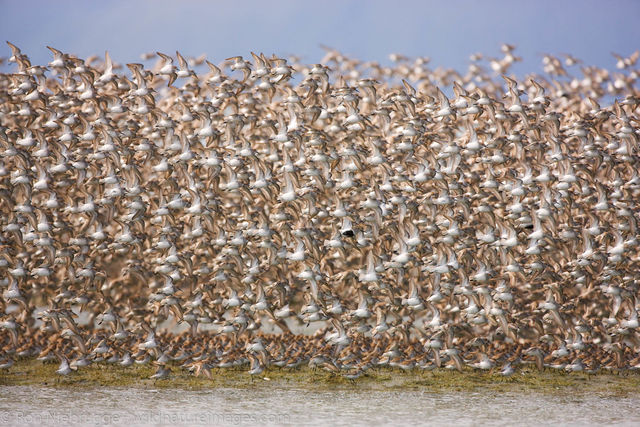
[{"left": 1, "top": 386, "right": 639, "bottom": 426}]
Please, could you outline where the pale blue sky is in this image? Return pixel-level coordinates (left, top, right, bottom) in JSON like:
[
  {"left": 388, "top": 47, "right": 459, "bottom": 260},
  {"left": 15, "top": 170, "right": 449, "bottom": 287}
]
[{"left": 1, "top": 0, "right": 639, "bottom": 74}]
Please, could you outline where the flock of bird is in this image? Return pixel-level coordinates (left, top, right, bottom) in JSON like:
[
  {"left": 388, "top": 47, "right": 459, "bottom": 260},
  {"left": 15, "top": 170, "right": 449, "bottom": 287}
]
[{"left": 1, "top": 42, "right": 640, "bottom": 381}]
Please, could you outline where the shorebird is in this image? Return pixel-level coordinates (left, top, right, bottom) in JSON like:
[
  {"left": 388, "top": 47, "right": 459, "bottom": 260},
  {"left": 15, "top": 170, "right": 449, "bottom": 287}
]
[
  {"left": 55, "top": 352, "right": 75, "bottom": 376},
  {"left": 0, "top": 41, "right": 638, "bottom": 381},
  {"left": 150, "top": 363, "right": 171, "bottom": 380}
]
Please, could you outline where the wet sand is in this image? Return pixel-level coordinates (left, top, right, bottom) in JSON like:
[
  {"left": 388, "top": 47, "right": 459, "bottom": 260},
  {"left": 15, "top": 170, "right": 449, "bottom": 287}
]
[{"left": 1, "top": 381, "right": 639, "bottom": 426}]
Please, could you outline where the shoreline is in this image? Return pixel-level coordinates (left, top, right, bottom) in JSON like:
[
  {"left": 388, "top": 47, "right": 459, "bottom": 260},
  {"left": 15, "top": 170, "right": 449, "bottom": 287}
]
[{"left": 1, "top": 359, "right": 640, "bottom": 394}]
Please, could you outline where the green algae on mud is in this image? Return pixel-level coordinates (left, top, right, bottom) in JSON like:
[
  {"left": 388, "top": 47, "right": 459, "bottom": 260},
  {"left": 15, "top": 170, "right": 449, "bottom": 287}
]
[{"left": 1, "top": 359, "right": 640, "bottom": 395}]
